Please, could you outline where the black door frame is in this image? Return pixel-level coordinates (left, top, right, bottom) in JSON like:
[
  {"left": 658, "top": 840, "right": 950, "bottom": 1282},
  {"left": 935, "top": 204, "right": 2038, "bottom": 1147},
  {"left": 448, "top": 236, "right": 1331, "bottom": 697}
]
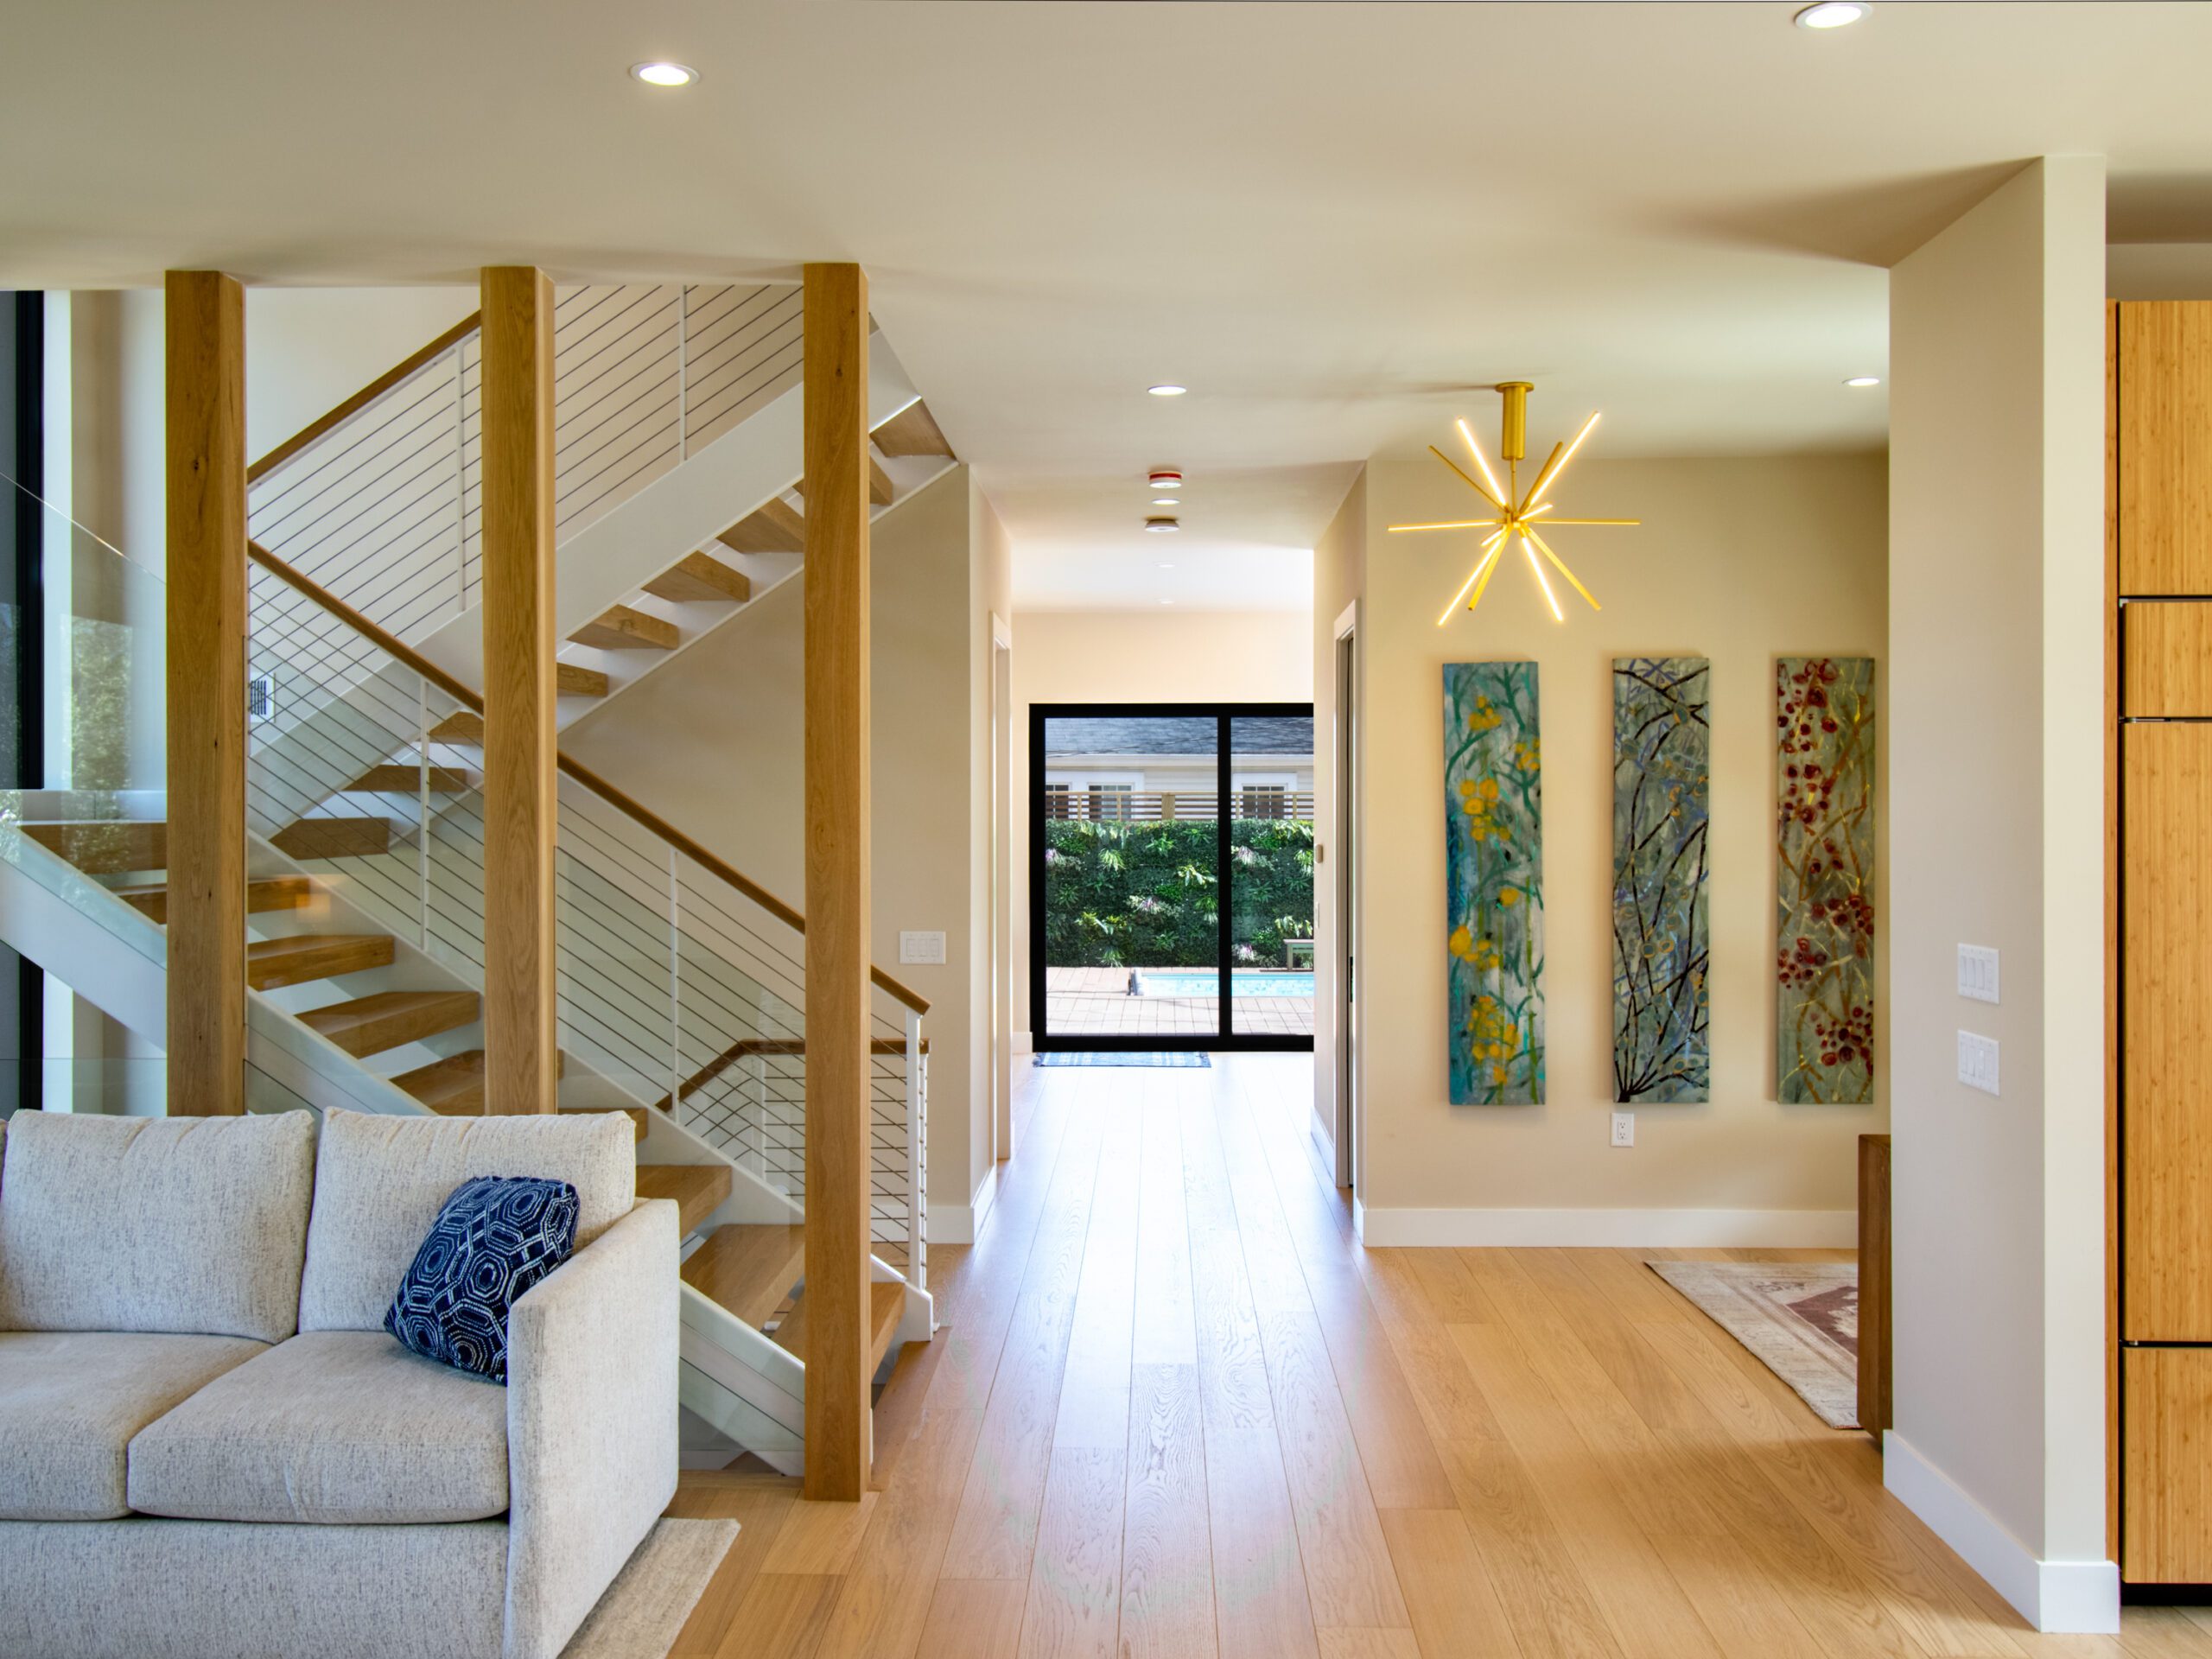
[
  {"left": 1030, "top": 700, "right": 1314, "bottom": 1053},
  {"left": 4, "top": 290, "right": 45, "bottom": 1112}
]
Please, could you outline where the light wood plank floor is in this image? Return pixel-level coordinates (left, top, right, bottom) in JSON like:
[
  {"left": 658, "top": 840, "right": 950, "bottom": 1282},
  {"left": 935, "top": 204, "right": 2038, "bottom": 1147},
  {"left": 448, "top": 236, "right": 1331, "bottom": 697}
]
[{"left": 669, "top": 1052, "right": 2205, "bottom": 1659}]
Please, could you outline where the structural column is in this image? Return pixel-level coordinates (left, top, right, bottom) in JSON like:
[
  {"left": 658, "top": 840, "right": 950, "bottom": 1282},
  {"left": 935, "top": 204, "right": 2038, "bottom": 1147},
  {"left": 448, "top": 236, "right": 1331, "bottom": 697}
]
[
  {"left": 165, "top": 271, "right": 247, "bottom": 1114},
  {"left": 802, "top": 262, "right": 873, "bottom": 1500},
  {"left": 480, "top": 267, "right": 558, "bottom": 1114}
]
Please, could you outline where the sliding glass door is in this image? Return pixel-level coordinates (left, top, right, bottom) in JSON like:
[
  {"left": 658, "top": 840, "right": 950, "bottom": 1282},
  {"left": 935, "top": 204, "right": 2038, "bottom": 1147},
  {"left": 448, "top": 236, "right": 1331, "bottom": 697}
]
[{"left": 1031, "top": 702, "right": 1313, "bottom": 1052}]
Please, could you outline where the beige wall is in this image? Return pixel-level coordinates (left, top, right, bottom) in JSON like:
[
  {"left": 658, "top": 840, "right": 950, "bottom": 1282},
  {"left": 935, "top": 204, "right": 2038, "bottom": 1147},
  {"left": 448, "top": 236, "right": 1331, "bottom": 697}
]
[
  {"left": 1345, "top": 452, "right": 1888, "bottom": 1239},
  {"left": 1311, "top": 474, "right": 1367, "bottom": 1168},
  {"left": 1886, "top": 156, "right": 2109, "bottom": 1603},
  {"left": 969, "top": 482, "right": 1015, "bottom": 1192},
  {"left": 1008, "top": 607, "right": 1314, "bottom": 1039},
  {"left": 563, "top": 467, "right": 1000, "bottom": 1228}
]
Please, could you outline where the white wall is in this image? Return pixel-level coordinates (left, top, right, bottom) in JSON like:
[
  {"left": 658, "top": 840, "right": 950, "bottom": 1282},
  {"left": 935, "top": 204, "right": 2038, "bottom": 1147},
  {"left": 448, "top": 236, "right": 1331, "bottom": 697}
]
[
  {"left": 1885, "top": 156, "right": 2113, "bottom": 1630},
  {"left": 1007, "top": 607, "right": 1315, "bottom": 1039},
  {"left": 1342, "top": 453, "right": 1888, "bottom": 1243},
  {"left": 1311, "top": 474, "right": 1366, "bottom": 1168}
]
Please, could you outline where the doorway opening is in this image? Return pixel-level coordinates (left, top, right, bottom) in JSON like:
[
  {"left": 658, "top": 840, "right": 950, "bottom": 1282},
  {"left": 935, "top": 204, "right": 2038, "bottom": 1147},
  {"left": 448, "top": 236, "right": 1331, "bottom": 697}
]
[{"left": 1030, "top": 702, "right": 1315, "bottom": 1053}]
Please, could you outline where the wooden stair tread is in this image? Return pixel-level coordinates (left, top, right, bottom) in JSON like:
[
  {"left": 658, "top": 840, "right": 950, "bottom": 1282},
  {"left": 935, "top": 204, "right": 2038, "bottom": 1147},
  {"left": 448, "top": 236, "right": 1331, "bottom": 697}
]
[
  {"left": 644, "top": 551, "right": 753, "bottom": 607},
  {"left": 272, "top": 816, "right": 391, "bottom": 860},
  {"left": 871, "top": 399, "right": 954, "bottom": 460},
  {"left": 347, "top": 765, "right": 471, "bottom": 793},
  {"left": 717, "top": 497, "right": 804, "bottom": 556},
  {"left": 639, "top": 1163, "right": 735, "bottom": 1237},
  {"left": 772, "top": 1279, "right": 905, "bottom": 1371},
  {"left": 392, "top": 1047, "right": 563, "bottom": 1115},
  {"left": 558, "top": 663, "right": 610, "bottom": 697},
  {"left": 569, "top": 604, "right": 678, "bottom": 652},
  {"left": 19, "top": 820, "right": 166, "bottom": 874},
  {"left": 117, "top": 874, "right": 311, "bottom": 925},
  {"left": 679, "top": 1220, "right": 804, "bottom": 1326},
  {"left": 561, "top": 1106, "right": 648, "bottom": 1142},
  {"left": 298, "top": 988, "right": 480, "bottom": 1057},
  {"left": 246, "top": 933, "right": 395, "bottom": 990},
  {"left": 429, "top": 712, "right": 483, "bottom": 743}
]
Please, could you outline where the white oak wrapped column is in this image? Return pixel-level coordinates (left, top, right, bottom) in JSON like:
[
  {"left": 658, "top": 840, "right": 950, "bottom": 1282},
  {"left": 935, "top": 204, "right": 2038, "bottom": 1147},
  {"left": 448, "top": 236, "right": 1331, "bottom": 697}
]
[{"left": 480, "top": 266, "right": 558, "bottom": 1115}]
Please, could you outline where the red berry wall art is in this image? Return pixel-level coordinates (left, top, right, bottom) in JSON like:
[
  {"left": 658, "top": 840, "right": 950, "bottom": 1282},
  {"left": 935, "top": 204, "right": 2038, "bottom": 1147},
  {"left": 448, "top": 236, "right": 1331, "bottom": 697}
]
[{"left": 1776, "top": 657, "right": 1876, "bottom": 1103}]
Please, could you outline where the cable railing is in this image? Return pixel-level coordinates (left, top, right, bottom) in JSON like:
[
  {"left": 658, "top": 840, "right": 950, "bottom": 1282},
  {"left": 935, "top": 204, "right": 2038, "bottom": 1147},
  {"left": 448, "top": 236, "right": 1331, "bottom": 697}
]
[
  {"left": 242, "top": 537, "right": 929, "bottom": 1290},
  {"left": 245, "top": 283, "right": 804, "bottom": 649}
]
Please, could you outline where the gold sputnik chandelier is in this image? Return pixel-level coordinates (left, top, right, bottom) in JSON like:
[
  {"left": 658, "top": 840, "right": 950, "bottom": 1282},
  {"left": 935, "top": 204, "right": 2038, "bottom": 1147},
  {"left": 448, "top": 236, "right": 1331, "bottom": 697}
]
[{"left": 1389, "top": 381, "right": 1640, "bottom": 626}]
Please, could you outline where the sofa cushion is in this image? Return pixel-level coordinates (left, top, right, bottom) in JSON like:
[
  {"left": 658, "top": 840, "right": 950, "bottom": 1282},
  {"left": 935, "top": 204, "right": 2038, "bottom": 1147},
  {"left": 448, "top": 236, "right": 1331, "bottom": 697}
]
[
  {"left": 126, "top": 1329, "right": 511, "bottom": 1524},
  {"left": 0, "top": 1111, "right": 315, "bottom": 1342},
  {"left": 300, "top": 1107, "right": 632, "bottom": 1332},
  {"left": 0, "top": 1331, "right": 269, "bottom": 1520}
]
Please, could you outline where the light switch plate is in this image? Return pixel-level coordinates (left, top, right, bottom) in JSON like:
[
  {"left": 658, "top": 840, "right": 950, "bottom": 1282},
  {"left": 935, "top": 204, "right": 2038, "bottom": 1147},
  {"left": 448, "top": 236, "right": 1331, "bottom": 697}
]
[
  {"left": 1958, "top": 944, "right": 2000, "bottom": 1004},
  {"left": 898, "top": 931, "right": 946, "bottom": 966},
  {"left": 1957, "top": 1030, "right": 2000, "bottom": 1096}
]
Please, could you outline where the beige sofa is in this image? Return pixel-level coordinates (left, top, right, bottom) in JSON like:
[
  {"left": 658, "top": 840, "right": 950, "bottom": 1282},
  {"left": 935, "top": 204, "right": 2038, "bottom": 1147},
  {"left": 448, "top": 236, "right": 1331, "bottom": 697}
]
[{"left": 0, "top": 1106, "right": 680, "bottom": 1659}]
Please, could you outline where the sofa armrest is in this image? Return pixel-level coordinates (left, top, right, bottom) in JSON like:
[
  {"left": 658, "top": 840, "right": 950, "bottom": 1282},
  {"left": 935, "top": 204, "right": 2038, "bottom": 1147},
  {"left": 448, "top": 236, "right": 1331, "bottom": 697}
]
[{"left": 503, "top": 1196, "right": 681, "bottom": 1659}]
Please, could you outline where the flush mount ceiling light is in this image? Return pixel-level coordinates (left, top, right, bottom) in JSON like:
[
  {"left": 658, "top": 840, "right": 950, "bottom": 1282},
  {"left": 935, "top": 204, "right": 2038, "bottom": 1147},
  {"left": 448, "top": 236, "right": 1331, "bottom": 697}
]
[
  {"left": 630, "top": 60, "right": 699, "bottom": 86},
  {"left": 1148, "top": 470, "right": 1183, "bottom": 491},
  {"left": 1145, "top": 516, "right": 1180, "bottom": 533},
  {"left": 1844, "top": 375, "right": 1881, "bottom": 387},
  {"left": 1147, "top": 385, "right": 1187, "bottom": 397},
  {"left": 1389, "top": 382, "right": 1641, "bottom": 626},
  {"left": 1794, "top": 2, "right": 1869, "bottom": 28}
]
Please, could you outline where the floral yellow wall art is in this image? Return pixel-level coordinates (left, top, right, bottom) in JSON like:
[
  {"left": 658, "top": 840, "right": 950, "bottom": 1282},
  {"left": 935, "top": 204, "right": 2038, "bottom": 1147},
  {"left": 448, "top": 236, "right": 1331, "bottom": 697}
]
[
  {"left": 1777, "top": 657, "right": 1876, "bottom": 1103},
  {"left": 1444, "top": 662, "right": 1544, "bottom": 1104}
]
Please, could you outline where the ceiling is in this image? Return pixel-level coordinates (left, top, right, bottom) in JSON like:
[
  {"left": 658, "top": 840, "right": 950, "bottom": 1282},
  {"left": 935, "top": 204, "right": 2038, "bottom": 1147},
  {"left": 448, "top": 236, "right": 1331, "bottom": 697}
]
[{"left": 5, "top": 1, "right": 2211, "bottom": 611}]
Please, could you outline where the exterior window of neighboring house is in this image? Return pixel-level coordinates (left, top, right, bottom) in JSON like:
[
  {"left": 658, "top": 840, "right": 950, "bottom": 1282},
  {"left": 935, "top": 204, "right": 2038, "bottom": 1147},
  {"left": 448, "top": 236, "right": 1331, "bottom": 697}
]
[
  {"left": 1240, "top": 785, "right": 1289, "bottom": 819},
  {"left": 1087, "top": 784, "right": 1135, "bottom": 822},
  {"left": 1044, "top": 785, "right": 1072, "bottom": 821}
]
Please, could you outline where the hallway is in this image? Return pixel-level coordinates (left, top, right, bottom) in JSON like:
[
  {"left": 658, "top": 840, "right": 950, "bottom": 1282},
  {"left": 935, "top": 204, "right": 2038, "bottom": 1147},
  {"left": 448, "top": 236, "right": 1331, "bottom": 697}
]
[{"left": 670, "top": 1054, "right": 2183, "bottom": 1659}]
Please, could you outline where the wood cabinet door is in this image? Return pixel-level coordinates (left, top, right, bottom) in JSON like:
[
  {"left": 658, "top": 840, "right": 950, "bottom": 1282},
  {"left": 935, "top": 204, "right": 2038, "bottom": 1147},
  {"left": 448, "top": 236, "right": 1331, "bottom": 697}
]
[
  {"left": 2126, "top": 1348, "right": 2212, "bottom": 1582},
  {"left": 2119, "top": 302, "right": 2212, "bottom": 596},
  {"left": 2125, "top": 721, "right": 2212, "bottom": 1339}
]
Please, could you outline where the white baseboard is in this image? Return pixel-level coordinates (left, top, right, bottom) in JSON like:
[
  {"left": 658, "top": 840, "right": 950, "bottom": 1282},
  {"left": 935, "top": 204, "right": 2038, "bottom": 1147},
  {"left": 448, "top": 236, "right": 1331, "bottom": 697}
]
[
  {"left": 927, "top": 1164, "right": 1004, "bottom": 1247},
  {"left": 1884, "top": 1433, "right": 2120, "bottom": 1633},
  {"left": 1352, "top": 1205, "right": 1856, "bottom": 1248}
]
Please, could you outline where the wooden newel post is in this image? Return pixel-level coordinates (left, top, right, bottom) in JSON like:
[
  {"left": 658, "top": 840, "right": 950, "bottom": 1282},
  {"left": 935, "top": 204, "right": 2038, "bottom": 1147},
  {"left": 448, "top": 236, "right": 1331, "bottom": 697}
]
[
  {"left": 480, "top": 267, "right": 558, "bottom": 1115},
  {"left": 802, "top": 262, "right": 874, "bottom": 1500},
  {"left": 165, "top": 271, "right": 248, "bottom": 1114}
]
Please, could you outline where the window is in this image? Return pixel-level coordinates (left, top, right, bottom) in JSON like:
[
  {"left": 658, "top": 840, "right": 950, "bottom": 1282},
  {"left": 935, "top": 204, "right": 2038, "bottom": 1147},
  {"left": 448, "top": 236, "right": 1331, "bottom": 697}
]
[{"left": 1087, "top": 784, "right": 1135, "bottom": 822}]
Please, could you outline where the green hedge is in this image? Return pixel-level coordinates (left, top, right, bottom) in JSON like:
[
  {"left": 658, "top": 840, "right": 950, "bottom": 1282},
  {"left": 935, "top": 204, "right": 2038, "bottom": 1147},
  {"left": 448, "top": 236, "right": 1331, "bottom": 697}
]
[{"left": 1042, "top": 817, "right": 1314, "bottom": 969}]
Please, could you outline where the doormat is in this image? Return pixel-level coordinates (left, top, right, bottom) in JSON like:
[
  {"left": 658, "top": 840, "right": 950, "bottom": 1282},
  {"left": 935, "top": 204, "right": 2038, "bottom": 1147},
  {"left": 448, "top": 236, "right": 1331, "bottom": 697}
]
[
  {"left": 1644, "top": 1259, "right": 1859, "bottom": 1428},
  {"left": 1034, "top": 1052, "right": 1212, "bottom": 1068}
]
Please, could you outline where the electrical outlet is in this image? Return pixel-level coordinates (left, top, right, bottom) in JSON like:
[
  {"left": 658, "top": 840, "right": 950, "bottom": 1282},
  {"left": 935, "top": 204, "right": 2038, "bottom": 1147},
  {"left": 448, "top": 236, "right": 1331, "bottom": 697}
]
[
  {"left": 1611, "top": 1111, "right": 1635, "bottom": 1147},
  {"left": 1958, "top": 944, "right": 2000, "bottom": 1004},
  {"left": 1957, "top": 1030, "right": 2000, "bottom": 1096},
  {"left": 898, "top": 931, "right": 946, "bottom": 966}
]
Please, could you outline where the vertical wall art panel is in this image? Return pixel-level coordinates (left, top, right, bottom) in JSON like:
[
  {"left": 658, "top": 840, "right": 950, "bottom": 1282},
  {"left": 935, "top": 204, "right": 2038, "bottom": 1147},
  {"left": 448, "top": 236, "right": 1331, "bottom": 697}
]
[
  {"left": 1612, "top": 657, "right": 1712, "bottom": 1103},
  {"left": 1777, "top": 657, "right": 1876, "bottom": 1103},
  {"left": 1444, "top": 662, "right": 1545, "bottom": 1104}
]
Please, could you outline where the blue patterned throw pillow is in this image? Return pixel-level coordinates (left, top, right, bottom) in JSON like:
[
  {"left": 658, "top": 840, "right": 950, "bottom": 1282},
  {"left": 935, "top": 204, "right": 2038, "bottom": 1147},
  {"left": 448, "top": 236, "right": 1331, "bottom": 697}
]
[{"left": 385, "top": 1175, "right": 579, "bottom": 1382}]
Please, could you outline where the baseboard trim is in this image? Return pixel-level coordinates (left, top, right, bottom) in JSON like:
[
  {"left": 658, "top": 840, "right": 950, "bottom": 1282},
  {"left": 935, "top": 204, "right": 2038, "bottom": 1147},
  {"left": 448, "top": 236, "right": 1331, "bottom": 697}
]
[
  {"left": 1883, "top": 1432, "right": 2120, "bottom": 1633},
  {"left": 1353, "top": 1205, "right": 1856, "bottom": 1248},
  {"left": 928, "top": 1164, "right": 1004, "bottom": 1248}
]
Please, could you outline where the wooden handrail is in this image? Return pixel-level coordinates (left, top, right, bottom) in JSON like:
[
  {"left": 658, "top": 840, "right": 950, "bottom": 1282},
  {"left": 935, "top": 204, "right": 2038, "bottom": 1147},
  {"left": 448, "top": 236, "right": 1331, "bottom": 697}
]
[
  {"left": 649, "top": 1034, "right": 929, "bottom": 1114},
  {"left": 244, "top": 537, "right": 931, "bottom": 1015},
  {"left": 246, "top": 312, "right": 483, "bottom": 486}
]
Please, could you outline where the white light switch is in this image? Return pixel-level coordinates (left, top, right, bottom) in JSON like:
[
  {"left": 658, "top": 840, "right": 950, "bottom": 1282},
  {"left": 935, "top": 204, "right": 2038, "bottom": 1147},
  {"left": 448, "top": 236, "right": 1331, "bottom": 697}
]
[
  {"left": 1958, "top": 944, "right": 2000, "bottom": 1004},
  {"left": 899, "top": 931, "right": 946, "bottom": 966},
  {"left": 1957, "top": 1030, "right": 2000, "bottom": 1096}
]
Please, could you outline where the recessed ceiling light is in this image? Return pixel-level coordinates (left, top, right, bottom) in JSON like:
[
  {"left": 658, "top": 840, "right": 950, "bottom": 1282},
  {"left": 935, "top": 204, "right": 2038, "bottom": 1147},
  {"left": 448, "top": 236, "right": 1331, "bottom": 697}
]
[
  {"left": 1160, "top": 599, "right": 1175, "bottom": 606},
  {"left": 1148, "top": 469, "right": 1183, "bottom": 491},
  {"left": 1844, "top": 375, "right": 1881, "bottom": 387},
  {"left": 1158, "top": 562, "right": 1176, "bottom": 569},
  {"left": 1147, "top": 385, "right": 1187, "bottom": 397},
  {"left": 1153, "top": 497, "right": 1179, "bottom": 506},
  {"left": 1794, "top": 2, "right": 1869, "bottom": 29},
  {"left": 630, "top": 60, "right": 699, "bottom": 87},
  {"left": 1145, "top": 517, "right": 1179, "bottom": 533}
]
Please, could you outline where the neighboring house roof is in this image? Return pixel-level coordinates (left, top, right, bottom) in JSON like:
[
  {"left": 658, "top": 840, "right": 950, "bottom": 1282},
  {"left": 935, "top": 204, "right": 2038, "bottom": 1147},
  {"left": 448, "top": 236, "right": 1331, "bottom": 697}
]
[{"left": 1043, "top": 715, "right": 1313, "bottom": 757}]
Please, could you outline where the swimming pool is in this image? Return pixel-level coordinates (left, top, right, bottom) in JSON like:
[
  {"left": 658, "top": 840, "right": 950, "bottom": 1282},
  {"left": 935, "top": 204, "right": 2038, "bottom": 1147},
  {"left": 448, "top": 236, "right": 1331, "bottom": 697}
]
[{"left": 1135, "top": 970, "right": 1316, "bottom": 999}]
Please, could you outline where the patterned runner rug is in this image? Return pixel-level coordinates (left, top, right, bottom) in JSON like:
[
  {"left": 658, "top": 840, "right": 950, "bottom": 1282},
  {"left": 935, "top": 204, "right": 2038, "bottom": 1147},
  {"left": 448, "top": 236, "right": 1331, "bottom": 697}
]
[{"left": 1644, "top": 1259, "right": 1859, "bottom": 1428}]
